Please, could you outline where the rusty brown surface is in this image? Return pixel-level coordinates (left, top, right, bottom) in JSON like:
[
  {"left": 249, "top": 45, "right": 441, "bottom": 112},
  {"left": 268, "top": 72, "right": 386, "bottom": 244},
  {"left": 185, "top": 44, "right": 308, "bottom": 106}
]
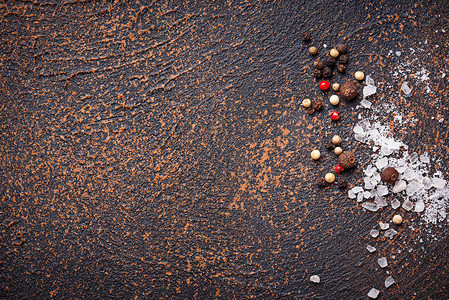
[{"left": 1, "top": 0, "right": 448, "bottom": 299}]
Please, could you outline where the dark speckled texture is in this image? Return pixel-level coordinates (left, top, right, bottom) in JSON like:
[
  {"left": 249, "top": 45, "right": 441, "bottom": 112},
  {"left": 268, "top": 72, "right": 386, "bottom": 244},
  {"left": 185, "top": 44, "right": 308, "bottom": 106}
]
[{"left": 1, "top": 0, "right": 448, "bottom": 299}]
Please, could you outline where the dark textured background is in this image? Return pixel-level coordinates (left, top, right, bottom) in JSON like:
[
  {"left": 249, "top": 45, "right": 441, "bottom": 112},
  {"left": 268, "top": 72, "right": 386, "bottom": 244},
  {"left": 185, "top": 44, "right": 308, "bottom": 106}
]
[{"left": 1, "top": 0, "right": 448, "bottom": 299}]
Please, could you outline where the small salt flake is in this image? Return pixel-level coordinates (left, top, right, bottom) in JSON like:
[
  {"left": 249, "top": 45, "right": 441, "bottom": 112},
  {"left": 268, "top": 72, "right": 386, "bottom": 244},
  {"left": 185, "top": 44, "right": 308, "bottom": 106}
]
[
  {"left": 415, "top": 200, "right": 425, "bottom": 212},
  {"left": 379, "top": 222, "right": 390, "bottom": 230},
  {"left": 406, "top": 181, "right": 423, "bottom": 196},
  {"left": 422, "top": 177, "right": 433, "bottom": 189},
  {"left": 366, "top": 75, "right": 375, "bottom": 87},
  {"left": 357, "top": 192, "right": 364, "bottom": 203},
  {"left": 362, "top": 202, "right": 379, "bottom": 212},
  {"left": 363, "top": 191, "right": 372, "bottom": 199},
  {"left": 385, "top": 276, "right": 395, "bottom": 288},
  {"left": 310, "top": 275, "right": 320, "bottom": 283},
  {"left": 367, "top": 245, "right": 376, "bottom": 253},
  {"left": 367, "top": 288, "right": 380, "bottom": 299},
  {"left": 378, "top": 257, "right": 388, "bottom": 268},
  {"left": 384, "top": 228, "right": 398, "bottom": 239},
  {"left": 401, "top": 82, "right": 412, "bottom": 95},
  {"left": 370, "top": 229, "right": 379, "bottom": 238},
  {"left": 352, "top": 186, "right": 364, "bottom": 194},
  {"left": 402, "top": 199, "right": 413, "bottom": 211},
  {"left": 391, "top": 199, "right": 401, "bottom": 209},
  {"left": 375, "top": 197, "right": 387, "bottom": 207},
  {"left": 420, "top": 154, "right": 430, "bottom": 164},
  {"left": 392, "top": 180, "right": 407, "bottom": 193},
  {"left": 348, "top": 190, "right": 357, "bottom": 199},
  {"left": 375, "top": 157, "right": 389, "bottom": 170},
  {"left": 432, "top": 177, "right": 446, "bottom": 189},
  {"left": 377, "top": 185, "right": 389, "bottom": 197},
  {"left": 360, "top": 98, "right": 373, "bottom": 108},
  {"left": 395, "top": 51, "right": 401, "bottom": 57}
]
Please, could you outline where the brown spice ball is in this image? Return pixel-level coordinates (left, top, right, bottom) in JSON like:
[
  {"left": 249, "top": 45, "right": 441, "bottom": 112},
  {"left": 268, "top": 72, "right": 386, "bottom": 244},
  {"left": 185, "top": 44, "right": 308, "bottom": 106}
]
[
  {"left": 313, "top": 100, "right": 324, "bottom": 111},
  {"left": 325, "top": 141, "right": 336, "bottom": 150},
  {"left": 313, "top": 69, "right": 323, "bottom": 78},
  {"left": 337, "top": 63, "right": 346, "bottom": 73},
  {"left": 322, "top": 67, "right": 332, "bottom": 78},
  {"left": 317, "top": 177, "right": 326, "bottom": 188},
  {"left": 313, "top": 58, "right": 324, "bottom": 70},
  {"left": 381, "top": 167, "right": 399, "bottom": 184},
  {"left": 338, "top": 151, "right": 357, "bottom": 169},
  {"left": 338, "top": 54, "right": 348, "bottom": 64},
  {"left": 324, "top": 56, "right": 336, "bottom": 67},
  {"left": 306, "top": 107, "right": 315, "bottom": 115},
  {"left": 340, "top": 81, "right": 358, "bottom": 101},
  {"left": 302, "top": 32, "right": 311, "bottom": 41},
  {"left": 337, "top": 178, "right": 348, "bottom": 189},
  {"left": 336, "top": 44, "right": 348, "bottom": 54}
]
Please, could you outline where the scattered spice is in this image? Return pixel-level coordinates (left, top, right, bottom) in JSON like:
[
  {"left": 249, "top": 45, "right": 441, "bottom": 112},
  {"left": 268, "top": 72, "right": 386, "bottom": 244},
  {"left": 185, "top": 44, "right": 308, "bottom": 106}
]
[
  {"left": 393, "top": 215, "right": 403, "bottom": 225},
  {"left": 325, "top": 141, "right": 336, "bottom": 150},
  {"left": 335, "top": 164, "right": 344, "bottom": 174},
  {"left": 337, "top": 178, "right": 348, "bottom": 189},
  {"left": 324, "top": 55, "right": 336, "bottom": 67},
  {"left": 317, "top": 177, "right": 326, "bottom": 188},
  {"left": 313, "top": 69, "right": 323, "bottom": 78},
  {"left": 340, "top": 81, "right": 358, "bottom": 101},
  {"left": 381, "top": 167, "right": 399, "bottom": 184},
  {"left": 313, "top": 100, "right": 324, "bottom": 111},
  {"left": 332, "top": 135, "right": 342, "bottom": 145},
  {"left": 332, "top": 83, "right": 340, "bottom": 91},
  {"left": 338, "top": 151, "right": 357, "bottom": 168},
  {"left": 336, "top": 44, "right": 347, "bottom": 54},
  {"left": 329, "top": 95, "right": 340, "bottom": 105},
  {"left": 313, "top": 58, "right": 324, "bottom": 69}
]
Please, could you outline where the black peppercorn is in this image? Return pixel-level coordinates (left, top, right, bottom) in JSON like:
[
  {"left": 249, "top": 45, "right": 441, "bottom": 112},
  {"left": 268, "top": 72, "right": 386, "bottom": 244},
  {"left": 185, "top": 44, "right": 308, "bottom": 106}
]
[
  {"left": 381, "top": 167, "right": 399, "bottom": 184},
  {"left": 317, "top": 177, "right": 326, "bottom": 188},
  {"left": 306, "top": 107, "right": 315, "bottom": 115},
  {"left": 313, "top": 69, "right": 322, "bottom": 78},
  {"left": 322, "top": 67, "right": 332, "bottom": 78},
  {"left": 338, "top": 151, "right": 357, "bottom": 169},
  {"left": 313, "top": 100, "right": 324, "bottom": 111},
  {"left": 313, "top": 58, "right": 324, "bottom": 70},
  {"left": 338, "top": 54, "right": 348, "bottom": 64},
  {"left": 325, "top": 141, "right": 336, "bottom": 150},
  {"left": 301, "top": 32, "right": 311, "bottom": 41},
  {"left": 336, "top": 44, "right": 347, "bottom": 54},
  {"left": 337, "top": 63, "right": 346, "bottom": 73},
  {"left": 337, "top": 178, "right": 348, "bottom": 189},
  {"left": 324, "top": 55, "right": 336, "bottom": 67}
]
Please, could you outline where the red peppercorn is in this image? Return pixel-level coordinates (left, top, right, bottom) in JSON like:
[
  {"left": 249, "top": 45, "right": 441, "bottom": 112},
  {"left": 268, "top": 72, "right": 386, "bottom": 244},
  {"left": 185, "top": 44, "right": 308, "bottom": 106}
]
[
  {"left": 335, "top": 164, "right": 344, "bottom": 174},
  {"left": 319, "top": 81, "right": 330, "bottom": 91},
  {"left": 330, "top": 111, "right": 341, "bottom": 121}
]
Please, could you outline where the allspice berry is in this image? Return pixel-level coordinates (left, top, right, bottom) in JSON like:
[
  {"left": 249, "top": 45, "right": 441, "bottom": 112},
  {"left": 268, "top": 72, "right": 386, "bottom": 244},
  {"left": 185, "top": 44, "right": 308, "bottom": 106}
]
[
  {"left": 338, "top": 151, "right": 356, "bottom": 169},
  {"left": 313, "top": 100, "right": 324, "bottom": 111},
  {"left": 340, "top": 81, "right": 358, "bottom": 101},
  {"left": 336, "top": 44, "right": 347, "bottom": 54},
  {"left": 381, "top": 167, "right": 399, "bottom": 184},
  {"left": 317, "top": 177, "right": 326, "bottom": 188}
]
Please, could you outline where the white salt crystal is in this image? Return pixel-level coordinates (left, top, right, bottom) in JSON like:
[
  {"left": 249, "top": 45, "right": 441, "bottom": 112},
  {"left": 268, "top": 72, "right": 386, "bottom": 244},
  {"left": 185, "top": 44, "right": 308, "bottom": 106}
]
[
  {"left": 348, "top": 189, "right": 357, "bottom": 199},
  {"left": 415, "top": 201, "right": 425, "bottom": 212},
  {"left": 373, "top": 172, "right": 381, "bottom": 183},
  {"left": 403, "top": 168, "right": 417, "bottom": 181},
  {"left": 362, "top": 202, "right": 379, "bottom": 212},
  {"left": 380, "top": 146, "right": 394, "bottom": 156},
  {"left": 422, "top": 177, "right": 433, "bottom": 189},
  {"left": 370, "top": 229, "right": 379, "bottom": 237},
  {"left": 373, "top": 146, "right": 379, "bottom": 152},
  {"left": 364, "top": 167, "right": 376, "bottom": 177},
  {"left": 432, "top": 177, "right": 446, "bottom": 189},
  {"left": 402, "top": 200, "right": 414, "bottom": 211},
  {"left": 392, "top": 180, "right": 407, "bottom": 193},
  {"left": 384, "top": 228, "right": 398, "bottom": 239},
  {"left": 310, "top": 275, "right": 320, "bottom": 283},
  {"left": 353, "top": 125, "right": 365, "bottom": 135},
  {"left": 364, "top": 191, "right": 372, "bottom": 199},
  {"left": 401, "top": 82, "right": 412, "bottom": 95},
  {"left": 409, "top": 152, "right": 419, "bottom": 163},
  {"left": 385, "top": 276, "right": 395, "bottom": 288},
  {"left": 378, "top": 257, "right": 388, "bottom": 268},
  {"left": 368, "top": 288, "right": 380, "bottom": 299},
  {"left": 367, "top": 245, "right": 376, "bottom": 252},
  {"left": 391, "top": 199, "right": 401, "bottom": 209},
  {"left": 364, "top": 177, "right": 377, "bottom": 190},
  {"left": 361, "top": 98, "right": 373, "bottom": 108},
  {"left": 406, "top": 181, "right": 423, "bottom": 196},
  {"left": 395, "top": 51, "right": 401, "bottom": 56},
  {"left": 352, "top": 186, "right": 364, "bottom": 194},
  {"left": 366, "top": 75, "right": 375, "bottom": 87},
  {"left": 379, "top": 222, "right": 390, "bottom": 230},
  {"left": 357, "top": 192, "right": 364, "bottom": 203},
  {"left": 420, "top": 154, "right": 430, "bottom": 164},
  {"left": 396, "top": 166, "right": 407, "bottom": 174},
  {"left": 377, "top": 185, "right": 389, "bottom": 196},
  {"left": 375, "top": 157, "right": 389, "bottom": 170},
  {"left": 375, "top": 197, "right": 387, "bottom": 207}
]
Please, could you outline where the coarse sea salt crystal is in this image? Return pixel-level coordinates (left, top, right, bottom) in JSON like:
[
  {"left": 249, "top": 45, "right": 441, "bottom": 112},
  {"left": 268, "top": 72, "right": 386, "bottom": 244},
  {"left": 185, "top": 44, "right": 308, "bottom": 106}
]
[
  {"left": 375, "top": 197, "right": 387, "bottom": 207},
  {"left": 415, "top": 200, "right": 425, "bottom": 212},
  {"left": 432, "top": 177, "right": 446, "bottom": 189},
  {"left": 310, "top": 275, "right": 320, "bottom": 283},
  {"left": 353, "top": 125, "right": 365, "bottom": 135},
  {"left": 422, "top": 177, "right": 433, "bottom": 189},
  {"left": 365, "top": 177, "right": 377, "bottom": 189},
  {"left": 366, "top": 75, "right": 375, "bottom": 86},
  {"left": 352, "top": 186, "right": 364, "bottom": 194},
  {"left": 357, "top": 192, "right": 364, "bottom": 203},
  {"left": 420, "top": 154, "right": 430, "bottom": 164},
  {"left": 403, "top": 168, "right": 417, "bottom": 181},
  {"left": 402, "top": 200, "right": 414, "bottom": 211},
  {"left": 393, "top": 180, "right": 407, "bottom": 193},
  {"left": 368, "top": 288, "right": 380, "bottom": 299},
  {"left": 379, "top": 222, "right": 389, "bottom": 230},
  {"left": 370, "top": 229, "right": 379, "bottom": 238},
  {"left": 385, "top": 276, "right": 395, "bottom": 288},
  {"left": 391, "top": 199, "right": 401, "bottom": 209},
  {"left": 377, "top": 185, "right": 389, "bottom": 196},
  {"left": 384, "top": 228, "right": 398, "bottom": 239},
  {"left": 361, "top": 98, "right": 373, "bottom": 108},
  {"left": 362, "top": 202, "right": 379, "bottom": 212},
  {"left": 364, "top": 167, "right": 376, "bottom": 177},
  {"left": 364, "top": 191, "right": 372, "bottom": 199},
  {"left": 363, "top": 87, "right": 376, "bottom": 100},
  {"left": 348, "top": 189, "right": 357, "bottom": 199},
  {"left": 406, "top": 181, "right": 423, "bottom": 196},
  {"left": 401, "top": 82, "right": 412, "bottom": 95},
  {"left": 367, "top": 245, "right": 376, "bottom": 252},
  {"left": 375, "top": 157, "right": 388, "bottom": 170},
  {"left": 378, "top": 257, "right": 388, "bottom": 268}
]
